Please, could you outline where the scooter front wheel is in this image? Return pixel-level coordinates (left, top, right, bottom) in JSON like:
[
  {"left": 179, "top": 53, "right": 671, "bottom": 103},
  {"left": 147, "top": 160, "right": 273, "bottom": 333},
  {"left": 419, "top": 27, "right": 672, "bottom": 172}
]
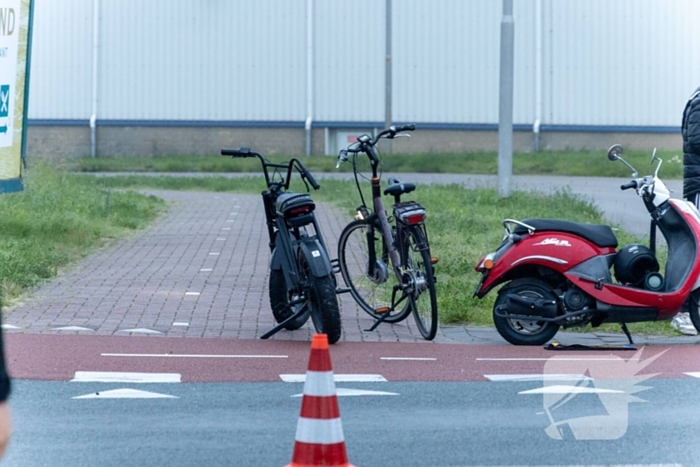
[{"left": 493, "top": 278, "right": 560, "bottom": 346}]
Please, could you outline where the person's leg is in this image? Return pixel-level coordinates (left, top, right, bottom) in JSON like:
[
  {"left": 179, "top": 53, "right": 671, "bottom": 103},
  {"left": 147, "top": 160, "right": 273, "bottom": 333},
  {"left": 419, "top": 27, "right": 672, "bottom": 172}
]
[{"left": 673, "top": 193, "right": 700, "bottom": 334}]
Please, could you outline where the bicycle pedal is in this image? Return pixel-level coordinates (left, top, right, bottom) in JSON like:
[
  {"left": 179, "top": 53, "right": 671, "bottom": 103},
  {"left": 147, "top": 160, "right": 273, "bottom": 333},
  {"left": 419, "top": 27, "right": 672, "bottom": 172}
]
[{"left": 375, "top": 307, "right": 391, "bottom": 314}]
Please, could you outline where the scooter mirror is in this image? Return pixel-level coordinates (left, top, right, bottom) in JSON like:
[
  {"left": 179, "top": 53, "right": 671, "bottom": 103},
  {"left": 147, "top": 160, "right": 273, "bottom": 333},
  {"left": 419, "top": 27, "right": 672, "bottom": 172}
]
[
  {"left": 650, "top": 148, "right": 658, "bottom": 164},
  {"left": 608, "top": 144, "right": 624, "bottom": 161}
]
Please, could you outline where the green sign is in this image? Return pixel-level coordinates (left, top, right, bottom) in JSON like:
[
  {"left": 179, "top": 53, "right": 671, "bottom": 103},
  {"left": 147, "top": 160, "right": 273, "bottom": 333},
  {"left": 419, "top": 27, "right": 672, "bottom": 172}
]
[{"left": 0, "top": 0, "right": 33, "bottom": 193}]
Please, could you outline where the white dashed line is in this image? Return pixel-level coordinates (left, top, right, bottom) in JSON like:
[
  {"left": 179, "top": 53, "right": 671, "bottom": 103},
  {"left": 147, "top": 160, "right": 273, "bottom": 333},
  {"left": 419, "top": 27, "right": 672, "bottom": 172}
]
[
  {"left": 172, "top": 322, "right": 189, "bottom": 327},
  {"left": 485, "top": 374, "right": 593, "bottom": 382},
  {"left": 1, "top": 324, "right": 21, "bottom": 330},
  {"left": 280, "top": 374, "right": 387, "bottom": 383},
  {"left": 684, "top": 372, "right": 700, "bottom": 378},
  {"left": 292, "top": 388, "right": 399, "bottom": 397},
  {"left": 477, "top": 357, "right": 623, "bottom": 361},
  {"left": 185, "top": 292, "right": 200, "bottom": 296},
  {"left": 200, "top": 268, "right": 213, "bottom": 272},
  {"left": 222, "top": 228, "right": 231, "bottom": 231},
  {"left": 71, "top": 371, "right": 181, "bottom": 383},
  {"left": 216, "top": 238, "right": 226, "bottom": 241},
  {"left": 380, "top": 357, "right": 436, "bottom": 361},
  {"left": 102, "top": 353, "right": 288, "bottom": 359},
  {"left": 209, "top": 253, "right": 220, "bottom": 256}
]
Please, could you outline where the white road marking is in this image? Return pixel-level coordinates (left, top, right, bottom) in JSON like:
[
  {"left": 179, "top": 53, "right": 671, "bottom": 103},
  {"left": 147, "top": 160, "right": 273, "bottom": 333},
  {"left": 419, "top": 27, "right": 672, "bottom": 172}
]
[
  {"left": 477, "top": 357, "right": 623, "bottom": 361},
  {"left": 291, "top": 388, "right": 399, "bottom": 397},
  {"left": 280, "top": 374, "right": 387, "bottom": 383},
  {"left": 684, "top": 372, "right": 700, "bottom": 378},
  {"left": 172, "top": 322, "right": 189, "bottom": 327},
  {"left": 216, "top": 238, "right": 226, "bottom": 241},
  {"left": 185, "top": 292, "right": 200, "bottom": 296},
  {"left": 221, "top": 228, "right": 231, "bottom": 231},
  {"left": 117, "top": 328, "right": 163, "bottom": 334},
  {"left": 208, "top": 252, "right": 220, "bottom": 256},
  {"left": 1, "top": 324, "right": 20, "bottom": 330},
  {"left": 230, "top": 212, "right": 238, "bottom": 215},
  {"left": 102, "top": 353, "right": 288, "bottom": 359},
  {"left": 52, "top": 326, "right": 95, "bottom": 332},
  {"left": 73, "top": 389, "right": 178, "bottom": 399},
  {"left": 200, "top": 268, "right": 213, "bottom": 272},
  {"left": 380, "top": 357, "right": 436, "bottom": 361},
  {"left": 72, "top": 371, "right": 181, "bottom": 383},
  {"left": 485, "top": 374, "right": 592, "bottom": 382},
  {"left": 225, "top": 220, "right": 234, "bottom": 223},
  {"left": 519, "top": 385, "right": 624, "bottom": 395}
]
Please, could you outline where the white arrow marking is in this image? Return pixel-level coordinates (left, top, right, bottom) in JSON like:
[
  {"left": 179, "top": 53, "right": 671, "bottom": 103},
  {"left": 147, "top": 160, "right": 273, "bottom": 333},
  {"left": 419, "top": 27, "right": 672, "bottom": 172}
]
[
  {"left": 73, "top": 388, "right": 178, "bottom": 399},
  {"left": 1, "top": 324, "right": 21, "bottom": 330},
  {"left": 102, "top": 353, "right": 287, "bottom": 359},
  {"left": 485, "top": 374, "right": 592, "bottom": 382},
  {"left": 52, "top": 326, "right": 95, "bottom": 332},
  {"left": 519, "top": 385, "right": 624, "bottom": 395},
  {"left": 292, "top": 388, "right": 399, "bottom": 397},
  {"left": 117, "top": 328, "right": 163, "bottom": 334},
  {"left": 280, "top": 374, "right": 387, "bottom": 383},
  {"left": 72, "top": 371, "right": 181, "bottom": 383}
]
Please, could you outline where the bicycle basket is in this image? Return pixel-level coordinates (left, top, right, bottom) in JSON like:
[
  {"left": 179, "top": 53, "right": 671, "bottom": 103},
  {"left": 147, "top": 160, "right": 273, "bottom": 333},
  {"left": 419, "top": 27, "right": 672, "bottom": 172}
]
[{"left": 393, "top": 201, "right": 426, "bottom": 225}]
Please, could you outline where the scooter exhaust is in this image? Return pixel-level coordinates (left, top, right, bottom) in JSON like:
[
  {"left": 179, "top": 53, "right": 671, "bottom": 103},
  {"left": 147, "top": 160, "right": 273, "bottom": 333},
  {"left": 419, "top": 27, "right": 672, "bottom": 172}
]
[{"left": 504, "top": 295, "right": 558, "bottom": 318}]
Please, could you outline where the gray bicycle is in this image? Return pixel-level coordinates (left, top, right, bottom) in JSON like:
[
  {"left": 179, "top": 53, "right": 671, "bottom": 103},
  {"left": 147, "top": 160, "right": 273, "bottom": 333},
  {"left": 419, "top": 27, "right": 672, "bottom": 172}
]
[{"left": 335, "top": 125, "right": 438, "bottom": 340}]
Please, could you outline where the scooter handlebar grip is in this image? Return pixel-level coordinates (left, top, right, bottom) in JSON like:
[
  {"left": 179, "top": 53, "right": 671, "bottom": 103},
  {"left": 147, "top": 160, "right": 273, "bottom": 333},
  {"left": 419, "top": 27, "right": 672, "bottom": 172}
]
[{"left": 620, "top": 181, "right": 637, "bottom": 190}]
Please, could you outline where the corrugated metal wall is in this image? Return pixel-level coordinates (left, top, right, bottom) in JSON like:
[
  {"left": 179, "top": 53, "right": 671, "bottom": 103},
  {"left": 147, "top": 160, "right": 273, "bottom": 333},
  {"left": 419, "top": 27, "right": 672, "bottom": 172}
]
[{"left": 27, "top": 0, "right": 700, "bottom": 128}]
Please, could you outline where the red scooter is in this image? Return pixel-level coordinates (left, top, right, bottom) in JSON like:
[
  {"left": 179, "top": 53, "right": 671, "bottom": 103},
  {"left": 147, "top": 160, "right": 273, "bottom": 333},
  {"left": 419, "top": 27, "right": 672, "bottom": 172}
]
[{"left": 474, "top": 144, "right": 700, "bottom": 345}]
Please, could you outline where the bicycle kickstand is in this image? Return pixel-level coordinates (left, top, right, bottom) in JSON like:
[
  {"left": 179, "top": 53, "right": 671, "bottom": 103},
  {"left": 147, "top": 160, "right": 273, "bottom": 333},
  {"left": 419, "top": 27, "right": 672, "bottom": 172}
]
[{"left": 261, "top": 305, "right": 308, "bottom": 339}]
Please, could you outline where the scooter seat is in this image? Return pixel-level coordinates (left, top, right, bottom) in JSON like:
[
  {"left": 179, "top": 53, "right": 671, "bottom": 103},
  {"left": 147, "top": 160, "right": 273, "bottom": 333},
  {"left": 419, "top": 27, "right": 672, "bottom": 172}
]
[{"left": 515, "top": 218, "right": 618, "bottom": 248}]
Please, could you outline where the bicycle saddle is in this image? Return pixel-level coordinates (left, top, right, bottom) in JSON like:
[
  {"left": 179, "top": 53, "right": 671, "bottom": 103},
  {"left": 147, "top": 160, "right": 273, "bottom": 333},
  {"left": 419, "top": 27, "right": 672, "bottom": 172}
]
[{"left": 384, "top": 177, "right": 416, "bottom": 196}]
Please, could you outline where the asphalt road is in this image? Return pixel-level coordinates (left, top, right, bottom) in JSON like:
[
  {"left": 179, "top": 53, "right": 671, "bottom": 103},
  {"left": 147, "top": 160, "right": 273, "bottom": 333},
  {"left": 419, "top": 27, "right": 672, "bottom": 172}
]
[{"left": 5, "top": 378, "right": 699, "bottom": 467}]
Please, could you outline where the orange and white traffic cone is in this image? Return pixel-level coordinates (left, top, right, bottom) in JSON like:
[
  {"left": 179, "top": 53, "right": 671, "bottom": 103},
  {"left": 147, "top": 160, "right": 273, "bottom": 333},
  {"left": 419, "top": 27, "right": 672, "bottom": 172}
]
[{"left": 286, "top": 334, "right": 355, "bottom": 467}]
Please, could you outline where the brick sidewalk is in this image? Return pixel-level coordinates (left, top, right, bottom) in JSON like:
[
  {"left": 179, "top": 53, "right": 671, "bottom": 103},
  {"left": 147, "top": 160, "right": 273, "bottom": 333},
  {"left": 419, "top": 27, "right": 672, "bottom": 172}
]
[{"left": 4, "top": 190, "right": 449, "bottom": 344}]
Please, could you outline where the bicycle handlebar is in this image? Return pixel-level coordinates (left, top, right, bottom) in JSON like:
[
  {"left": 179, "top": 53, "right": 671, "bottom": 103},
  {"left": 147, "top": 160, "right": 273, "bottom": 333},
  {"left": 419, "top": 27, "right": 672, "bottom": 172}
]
[{"left": 221, "top": 148, "right": 320, "bottom": 191}]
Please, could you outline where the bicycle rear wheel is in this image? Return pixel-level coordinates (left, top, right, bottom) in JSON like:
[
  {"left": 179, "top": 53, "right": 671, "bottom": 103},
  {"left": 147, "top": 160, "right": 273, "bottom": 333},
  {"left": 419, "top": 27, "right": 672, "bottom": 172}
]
[
  {"left": 402, "top": 226, "right": 438, "bottom": 340},
  {"left": 337, "top": 219, "right": 411, "bottom": 323}
]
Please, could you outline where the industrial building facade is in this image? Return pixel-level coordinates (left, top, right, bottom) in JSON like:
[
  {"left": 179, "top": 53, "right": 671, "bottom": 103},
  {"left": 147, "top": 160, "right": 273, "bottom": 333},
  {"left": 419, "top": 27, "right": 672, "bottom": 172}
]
[{"left": 25, "top": 0, "right": 700, "bottom": 158}]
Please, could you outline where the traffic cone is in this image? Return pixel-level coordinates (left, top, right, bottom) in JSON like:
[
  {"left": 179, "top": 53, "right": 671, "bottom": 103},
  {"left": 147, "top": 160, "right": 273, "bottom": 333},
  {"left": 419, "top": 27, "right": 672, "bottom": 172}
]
[{"left": 286, "top": 334, "right": 355, "bottom": 467}]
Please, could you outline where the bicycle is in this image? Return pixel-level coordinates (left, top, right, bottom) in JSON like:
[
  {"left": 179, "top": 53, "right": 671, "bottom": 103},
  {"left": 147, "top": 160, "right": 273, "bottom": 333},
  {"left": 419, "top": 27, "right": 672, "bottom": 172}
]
[
  {"left": 220, "top": 147, "right": 342, "bottom": 344},
  {"left": 335, "top": 125, "right": 439, "bottom": 340}
]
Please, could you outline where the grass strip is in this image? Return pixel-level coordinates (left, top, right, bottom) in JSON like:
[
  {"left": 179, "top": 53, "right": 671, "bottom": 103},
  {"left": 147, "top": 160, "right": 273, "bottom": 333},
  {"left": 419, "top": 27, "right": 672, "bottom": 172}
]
[{"left": 0, "top": 164, "right": 166, "bottom": 305}]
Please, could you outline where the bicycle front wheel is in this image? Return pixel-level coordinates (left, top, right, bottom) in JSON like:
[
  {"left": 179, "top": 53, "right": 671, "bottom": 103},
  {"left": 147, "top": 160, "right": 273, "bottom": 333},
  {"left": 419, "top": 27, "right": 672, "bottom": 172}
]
[
  {"left": 402, "top": 226, "right": 438, "bottom": 340},
  {"left": 337, "top": 219, "right": 411, "bottom": 323}
]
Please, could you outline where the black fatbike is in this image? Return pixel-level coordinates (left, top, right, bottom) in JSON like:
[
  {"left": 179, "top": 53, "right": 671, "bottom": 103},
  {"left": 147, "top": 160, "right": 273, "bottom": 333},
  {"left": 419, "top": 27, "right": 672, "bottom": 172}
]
[{"left": 221, "top": 148, "right": 342, "bottom": 344}]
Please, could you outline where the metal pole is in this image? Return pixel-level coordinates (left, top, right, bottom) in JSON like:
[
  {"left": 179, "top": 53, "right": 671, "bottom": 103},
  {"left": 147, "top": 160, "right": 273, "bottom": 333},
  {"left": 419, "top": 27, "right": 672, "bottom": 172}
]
[
  {"left": 90, "top": 0, "right": 100, "bottom": 158},
  {"left": 304, "top": 0, "right": 314, "bottom": 156},
  {"left": 498, "top": 0, "right": 515, "bottom": 198},
  {"left": 533, "top": 0, "right": 543, "bottom": 152},
  {"left": 384, "top": 0, "right": 392, "bottom": 154}
]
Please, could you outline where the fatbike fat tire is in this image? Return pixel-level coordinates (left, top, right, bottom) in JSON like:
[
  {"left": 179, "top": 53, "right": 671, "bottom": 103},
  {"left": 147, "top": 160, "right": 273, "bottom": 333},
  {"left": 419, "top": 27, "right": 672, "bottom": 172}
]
[
  {"left": 493, "top": 278, "right": 560, "bottom": 346},
  {"left": 269, "top": 268, "right": 307, "bottom": 331},
  {"left": 308, "top": 274, "right": 343, "bottom": 344}
]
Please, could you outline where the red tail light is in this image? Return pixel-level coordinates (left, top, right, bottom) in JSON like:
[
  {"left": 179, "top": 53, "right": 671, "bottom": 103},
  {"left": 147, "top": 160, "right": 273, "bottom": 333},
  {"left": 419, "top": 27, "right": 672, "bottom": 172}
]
[
  {"left": 405, "top": 213, "right": 425, "bottom": 224},
  {"left": 290, "top": 206, "right": 310, "bottom": 215}
]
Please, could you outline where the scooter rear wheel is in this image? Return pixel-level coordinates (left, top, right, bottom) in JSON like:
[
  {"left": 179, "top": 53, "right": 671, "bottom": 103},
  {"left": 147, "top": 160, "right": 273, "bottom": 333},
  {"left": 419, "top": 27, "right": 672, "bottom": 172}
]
[{"left": 493, "top": 278, "right": 560, "bottom": 346}]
